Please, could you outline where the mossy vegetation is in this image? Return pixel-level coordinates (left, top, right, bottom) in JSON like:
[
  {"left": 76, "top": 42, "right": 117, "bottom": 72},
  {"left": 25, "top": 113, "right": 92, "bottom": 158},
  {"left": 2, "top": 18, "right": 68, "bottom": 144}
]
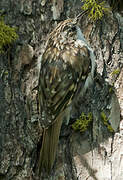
[
  {"left": 101, "top": 112, "right": 114, "bottom": 132},
  {"left": 81, "top": 0, "right": 110, "bottom": 21},
  {"left": 72, "top": 112, "right": 93, "bottom": 133},
  {"left": 0, "top": 16, "right": 18, "bottom": 53},
  {"left": 111, "top": 69, "right": 120, "bottom": 76},
  {"left": 109, "top": 87, "right": 113, "bottom": 93}
]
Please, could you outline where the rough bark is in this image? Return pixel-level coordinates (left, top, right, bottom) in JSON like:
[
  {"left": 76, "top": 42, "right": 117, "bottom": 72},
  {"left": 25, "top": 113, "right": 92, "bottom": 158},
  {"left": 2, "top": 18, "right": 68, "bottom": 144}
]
[{"left": 0, "top": 0, "right": 123, "bottom": 180}]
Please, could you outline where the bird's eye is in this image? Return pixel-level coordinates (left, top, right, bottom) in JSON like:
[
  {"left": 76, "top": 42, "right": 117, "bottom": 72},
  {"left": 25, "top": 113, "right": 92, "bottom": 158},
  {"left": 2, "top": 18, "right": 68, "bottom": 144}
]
[
  {"left": 71, "top": 26, "right": 76, "bottom": 31},
  {"left": 63, "top": 23, "right": 76, "bottom": 32},
  {"left": 63, "top": 26, "right": 69, "bottom": 32}
]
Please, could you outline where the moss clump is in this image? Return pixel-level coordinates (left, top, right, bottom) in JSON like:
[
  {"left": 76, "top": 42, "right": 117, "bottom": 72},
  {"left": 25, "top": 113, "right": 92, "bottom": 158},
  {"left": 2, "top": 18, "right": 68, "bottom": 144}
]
[
  {"left": 0, "top": 16, "right": 18, "bottom": 53},
  {"left": 109, "top": 87, "right": 113, "bottom": 93},
  {"left": 81, "top": 0, "right": 110, "bottom": 21},
  {"left": 72, "top": 112, "right": 93, "bottom": 133},
  {"left": 101, "top": 112, "right": 114, "bottom": 132},
  {"left": 111, "top": 69, "right": 120, "bottom": 76}
]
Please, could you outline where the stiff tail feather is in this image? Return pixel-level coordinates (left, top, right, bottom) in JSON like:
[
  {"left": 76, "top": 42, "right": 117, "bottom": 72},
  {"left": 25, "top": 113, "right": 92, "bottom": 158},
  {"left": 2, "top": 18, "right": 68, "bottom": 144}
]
[{"left": 37, "top": 113, "right": 63, "bottom": 176}]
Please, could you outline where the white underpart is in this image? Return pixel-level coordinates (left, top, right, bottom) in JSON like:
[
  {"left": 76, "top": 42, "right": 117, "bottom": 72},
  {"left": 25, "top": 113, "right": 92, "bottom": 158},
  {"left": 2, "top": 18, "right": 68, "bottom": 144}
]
[
  {"left": 76, "top": 26, "right": 96, "bottom": 78},
  {"left": 63, "top": 106, "right": 72, "bottom": 125},
  {"left": 76, "top": 26, "right": 96, "bottom": 95},
  {"left": 65, "top": 26, "right": 96, "bottom": 125}
]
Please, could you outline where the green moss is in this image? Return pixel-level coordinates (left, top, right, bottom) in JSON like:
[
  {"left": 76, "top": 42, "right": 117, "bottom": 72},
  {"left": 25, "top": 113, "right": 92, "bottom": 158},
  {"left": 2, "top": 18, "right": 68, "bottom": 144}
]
[
  {"left": 109, "top": 87, "right": 113, "bottom": 93},
  {"left": 111, "top": 69, "right": 120, "bottom": 76},
  {"left": 72, "top": 112, "right": 93, "bottom": 133},
  {"left": 0, "top": 16, "right": 18, "bottom": 53},
  {"left": 101, "top": 112, "right": 114, "bottom": 132},
  {"left": 81, "top": 0, "right": 110, "bottom": 21},
  {"left": 108, "top": 85, "right": 114, "bottom": 94}
]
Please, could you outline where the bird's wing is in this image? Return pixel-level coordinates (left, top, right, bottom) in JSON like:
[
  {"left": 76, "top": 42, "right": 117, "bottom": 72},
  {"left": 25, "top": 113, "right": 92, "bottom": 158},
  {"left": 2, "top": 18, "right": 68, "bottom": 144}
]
[{"left": 38, "top": 53, "right": 79, "bottom": 128}]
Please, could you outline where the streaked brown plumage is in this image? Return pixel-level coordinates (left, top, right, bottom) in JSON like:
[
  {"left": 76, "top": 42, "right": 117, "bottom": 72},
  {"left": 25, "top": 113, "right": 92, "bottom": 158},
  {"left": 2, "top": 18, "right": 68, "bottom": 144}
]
[{"left": 37, "top": 16, "right": 95, "bottom": 176}]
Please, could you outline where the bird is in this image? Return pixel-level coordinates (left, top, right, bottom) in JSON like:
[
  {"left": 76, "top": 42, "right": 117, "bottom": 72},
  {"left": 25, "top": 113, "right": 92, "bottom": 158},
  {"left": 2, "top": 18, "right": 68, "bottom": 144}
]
[{"left": 37, "top": 11, "right": 95, "bottom": 176}]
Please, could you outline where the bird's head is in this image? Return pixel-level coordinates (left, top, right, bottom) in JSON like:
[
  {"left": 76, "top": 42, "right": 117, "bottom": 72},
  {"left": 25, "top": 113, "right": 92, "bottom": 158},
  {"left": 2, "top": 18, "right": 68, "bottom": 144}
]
[
  {"left": 56, "top": 18, "right": 77, "bottom": 37},
  {"left": 48, "top": 10, "right": 89, "bottom": 44},
  {"left": 61, "top": 9, "right": 89, "bottom": 32}
]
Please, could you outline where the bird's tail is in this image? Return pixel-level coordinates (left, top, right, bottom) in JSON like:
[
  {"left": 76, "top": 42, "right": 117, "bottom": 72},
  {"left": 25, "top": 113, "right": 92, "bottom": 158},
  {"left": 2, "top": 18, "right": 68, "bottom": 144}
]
[{"left": 37, "top": 113, "right": 63, "bottom": 176}]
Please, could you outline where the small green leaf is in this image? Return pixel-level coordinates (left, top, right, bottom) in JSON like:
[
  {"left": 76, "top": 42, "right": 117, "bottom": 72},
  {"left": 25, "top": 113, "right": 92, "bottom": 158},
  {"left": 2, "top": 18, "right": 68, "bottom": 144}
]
[
  {"left": 81, "top": 0, "right": 110, "bottom": 21},
  {"left": 72, "top": 112, "right": 93, "bottom": 133}
]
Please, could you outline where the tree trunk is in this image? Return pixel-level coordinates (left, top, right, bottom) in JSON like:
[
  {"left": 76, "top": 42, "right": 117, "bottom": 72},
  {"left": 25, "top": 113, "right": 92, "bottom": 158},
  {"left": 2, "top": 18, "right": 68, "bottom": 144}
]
[{"left": 0, "top": 0, "right": 123, "bottom": 180}]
